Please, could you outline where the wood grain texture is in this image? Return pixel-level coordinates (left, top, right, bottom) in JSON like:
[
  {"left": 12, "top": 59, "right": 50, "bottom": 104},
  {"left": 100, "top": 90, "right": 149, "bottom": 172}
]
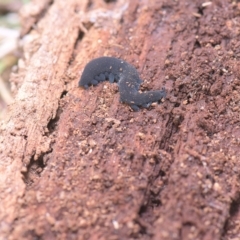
[
  {"left": 0, "top": 0, "right": 87, "bottom": 237},
  {"left": 1, "top": 0, "right": 240, "bottom": 239}
]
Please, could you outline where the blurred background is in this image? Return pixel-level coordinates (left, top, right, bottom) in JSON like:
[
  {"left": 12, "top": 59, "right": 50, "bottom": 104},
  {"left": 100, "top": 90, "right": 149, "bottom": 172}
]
[{"left": 0, "top": 0, "right": 30, "bottom": 120}]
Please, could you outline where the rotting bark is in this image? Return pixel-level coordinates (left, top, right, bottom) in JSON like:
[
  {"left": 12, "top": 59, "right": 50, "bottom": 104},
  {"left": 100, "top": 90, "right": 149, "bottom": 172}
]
[{"left": 1, "top": 0, "right": 240, "bottom": 239}]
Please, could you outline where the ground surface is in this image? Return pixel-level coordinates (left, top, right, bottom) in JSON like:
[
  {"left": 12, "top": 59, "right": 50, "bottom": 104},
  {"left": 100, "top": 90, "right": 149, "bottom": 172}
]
[{"left": 1, "top": 0, "right": 240, "bottom": 239}]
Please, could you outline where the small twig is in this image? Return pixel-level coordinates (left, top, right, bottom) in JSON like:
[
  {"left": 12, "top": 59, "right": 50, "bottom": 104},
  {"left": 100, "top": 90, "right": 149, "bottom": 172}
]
[
  {"left": 0, "top": 27, "right": 19, "bottom": 59},
  {"left": 0, "top": 27, "right": 19, "bottom": 38},
  {"left": 0, "top": 76, "right": 13, "bottom": 104}
]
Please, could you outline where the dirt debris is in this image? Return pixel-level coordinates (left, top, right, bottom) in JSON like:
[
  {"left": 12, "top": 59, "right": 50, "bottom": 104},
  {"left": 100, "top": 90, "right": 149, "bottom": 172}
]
[{"left": 1, "top": 0, "right": 240, "bottom": 240}]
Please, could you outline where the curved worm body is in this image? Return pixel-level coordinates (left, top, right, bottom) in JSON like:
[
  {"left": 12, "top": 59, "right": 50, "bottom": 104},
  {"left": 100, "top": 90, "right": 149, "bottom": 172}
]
[{"left": 78, "top": 57, "right": 166, "bottom": 110}]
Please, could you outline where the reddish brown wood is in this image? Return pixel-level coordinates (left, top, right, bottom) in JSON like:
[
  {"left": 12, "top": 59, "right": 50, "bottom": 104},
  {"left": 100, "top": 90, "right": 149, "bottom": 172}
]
[{"left": 1, "top": 0, "right": 240, "bottom": 239}]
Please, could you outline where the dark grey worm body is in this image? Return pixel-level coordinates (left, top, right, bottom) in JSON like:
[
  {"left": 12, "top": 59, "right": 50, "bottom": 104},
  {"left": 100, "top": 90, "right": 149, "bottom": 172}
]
[{"left": 78, "top": 57, "right": 166, "bottom": 111}]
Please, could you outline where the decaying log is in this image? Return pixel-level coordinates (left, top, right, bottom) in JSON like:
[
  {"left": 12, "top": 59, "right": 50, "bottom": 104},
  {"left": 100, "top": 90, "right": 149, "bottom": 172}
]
[{"left": 1, "top": 0, "right": 240, "bottom": 239}]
